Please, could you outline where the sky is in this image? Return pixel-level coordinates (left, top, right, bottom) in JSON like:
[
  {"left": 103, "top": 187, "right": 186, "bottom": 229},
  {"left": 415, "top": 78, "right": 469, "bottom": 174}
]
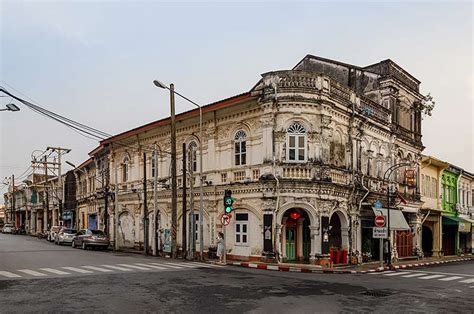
[{"left": 0, "top": 0, "right": 473, "bottom": 198}]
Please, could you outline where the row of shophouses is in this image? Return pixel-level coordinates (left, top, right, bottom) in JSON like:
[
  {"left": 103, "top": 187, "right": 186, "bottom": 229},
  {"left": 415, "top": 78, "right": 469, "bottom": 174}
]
[{"left": 3, "top": 55, "right": 474, "bottom": 264}]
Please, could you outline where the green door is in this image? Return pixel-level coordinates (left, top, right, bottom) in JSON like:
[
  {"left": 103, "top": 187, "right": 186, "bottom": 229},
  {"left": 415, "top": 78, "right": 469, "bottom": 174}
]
[{"left": 286, "top": 226, "right": 296, "bottom": 261}]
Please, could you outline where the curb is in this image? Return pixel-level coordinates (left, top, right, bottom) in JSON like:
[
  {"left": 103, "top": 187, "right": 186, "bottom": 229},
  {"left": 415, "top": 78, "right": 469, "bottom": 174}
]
[{"left": 229, "top": 257, "right": 473, "bottom": 274}]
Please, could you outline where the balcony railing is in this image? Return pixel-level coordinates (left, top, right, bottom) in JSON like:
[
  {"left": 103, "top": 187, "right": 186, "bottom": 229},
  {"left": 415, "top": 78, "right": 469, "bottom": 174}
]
[{"left": 282, "top": 166, "right": 312, "bottom": 179}]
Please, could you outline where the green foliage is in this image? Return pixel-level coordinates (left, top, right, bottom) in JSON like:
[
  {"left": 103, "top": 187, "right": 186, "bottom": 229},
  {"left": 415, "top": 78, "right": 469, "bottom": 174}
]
[{"left": 415, "top": 93, "right": 435, "bottom": 118}]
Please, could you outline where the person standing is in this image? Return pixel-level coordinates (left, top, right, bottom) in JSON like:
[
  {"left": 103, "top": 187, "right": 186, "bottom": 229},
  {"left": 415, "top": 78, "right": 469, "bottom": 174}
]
[{"left": 216, "top": 232, "right": 225, "bottom": 264}]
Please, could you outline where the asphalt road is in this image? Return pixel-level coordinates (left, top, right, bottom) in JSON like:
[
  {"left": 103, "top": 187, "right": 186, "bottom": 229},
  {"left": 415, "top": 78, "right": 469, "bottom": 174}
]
[{"left": 1, "top": 233, "right": 473, "bottom": 313}]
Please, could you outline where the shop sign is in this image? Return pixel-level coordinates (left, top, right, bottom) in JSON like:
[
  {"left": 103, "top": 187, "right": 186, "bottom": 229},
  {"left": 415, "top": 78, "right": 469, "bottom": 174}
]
[
  {"left": 459, "top": 221, "right": 472, "bottom": 233},
  {"left": 373, "top": 227, "right": 388, "bottom": 239}
]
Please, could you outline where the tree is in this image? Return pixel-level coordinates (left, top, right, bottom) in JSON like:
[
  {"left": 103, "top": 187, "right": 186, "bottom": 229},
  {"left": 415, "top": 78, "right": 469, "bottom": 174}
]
[{"left": 415, "top": 93, "right": 435, "bottom": 118}]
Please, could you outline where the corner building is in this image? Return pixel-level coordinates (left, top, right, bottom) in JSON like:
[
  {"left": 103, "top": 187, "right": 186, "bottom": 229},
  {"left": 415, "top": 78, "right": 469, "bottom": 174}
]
[{"left": 92, "top": 55, "right": 425, "bottom": 263}]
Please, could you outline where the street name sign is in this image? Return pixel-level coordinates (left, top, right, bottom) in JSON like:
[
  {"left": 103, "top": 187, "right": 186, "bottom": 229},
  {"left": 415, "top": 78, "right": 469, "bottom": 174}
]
[
  {"left": 373, "top": 227, "right": 388, "bottom": 239},
  {"left": 375, "top": 215, "right": 386, "bottom": 227}
]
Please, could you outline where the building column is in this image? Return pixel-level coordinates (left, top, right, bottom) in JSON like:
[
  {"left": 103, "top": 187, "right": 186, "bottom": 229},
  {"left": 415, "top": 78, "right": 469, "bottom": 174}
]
[
  {"left": 309, "top": 225, "right": 319, "bottom": 263},
  {"left": 43, "top": 209, "right": 48, "bottom": 232},
  {"left": 341, "top": 227, "right": 349, "bottom": 249},
  {"left": 297, "top": 218, "right": 304, "bottom": 259},
  {"left": 281, "top": 217, "right": 287, "bottom": 259},
  {"left": 275, "top": 224, "right": 282, "bottom": 258}
]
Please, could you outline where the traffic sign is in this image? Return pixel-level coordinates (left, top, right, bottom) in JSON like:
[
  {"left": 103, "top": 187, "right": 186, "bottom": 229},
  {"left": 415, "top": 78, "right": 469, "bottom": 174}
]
[
  {"left": 221, "top": 214, "right": 231, "bottom": 226},
  {"left": 375, "top": 215, "right": 386, "bottom": 227},
  {"left": 373, "top": 227, "right": 388, "bottom": 239}
]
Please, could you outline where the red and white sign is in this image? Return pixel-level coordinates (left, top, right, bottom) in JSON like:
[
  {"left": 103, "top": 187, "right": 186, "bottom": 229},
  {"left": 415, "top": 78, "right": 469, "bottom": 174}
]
[
  {"left": 221, "top": 214, "right": 231, "bottom": 226},
  {"left": 375, "top": 215, "right": 386, "bottom": 227}
]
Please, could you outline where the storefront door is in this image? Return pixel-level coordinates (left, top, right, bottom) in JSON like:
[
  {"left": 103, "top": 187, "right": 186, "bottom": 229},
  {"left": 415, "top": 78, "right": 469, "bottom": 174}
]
[{"left": 286, "top": 222, "right": 296, "bottom": 261}]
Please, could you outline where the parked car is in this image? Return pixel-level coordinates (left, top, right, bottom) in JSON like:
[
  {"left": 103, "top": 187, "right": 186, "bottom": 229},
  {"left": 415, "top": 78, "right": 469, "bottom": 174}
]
[
  {"left": 47, "top": 226, "right": 62, "bottom": 242},
  {"left": 72, "top": 229, "right": 110, "bottom": 250},
  {"left": 2, "top": 224, "right": 14, "bottom": 234},
  {"left": 55, "top": 228, "right": 77, "bottom": 245}
]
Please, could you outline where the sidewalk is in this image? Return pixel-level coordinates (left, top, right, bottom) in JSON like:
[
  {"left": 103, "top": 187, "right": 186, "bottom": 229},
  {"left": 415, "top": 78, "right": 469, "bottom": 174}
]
[{"left": 227, "top": 254, "right": 474, "bottom": 274}]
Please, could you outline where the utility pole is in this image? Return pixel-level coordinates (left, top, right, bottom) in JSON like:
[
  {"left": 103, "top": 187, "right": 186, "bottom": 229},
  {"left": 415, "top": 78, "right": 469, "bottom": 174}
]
[
  {"left": 44, "top": 156, "right": 50, "bottom": 231},
  {"left": 114, "top": 155, "right": 119, "bottom": 251},
  {"left": 153, "top": 145, "right": 159, "bottom": 256},
  {"left": 189, "top": 156, "right": 195, "bottom": 260},
  {"left": 143, "top": 152, "right": 148, "bottom": 254},
  {"left": 47, "top": 147, "right": 71, "bottom": 226},
  {"left": 11, "top": 175, "right": 15, "bottom": 227},
  {"left": 170, "top": 83, "right": 178, "bottom": 259},
  {"left": 182, "top": 143, "right": 187, "bottom": 258}
]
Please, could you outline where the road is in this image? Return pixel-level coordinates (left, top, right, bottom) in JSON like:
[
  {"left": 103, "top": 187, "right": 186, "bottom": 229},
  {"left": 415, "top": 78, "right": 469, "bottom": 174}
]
[{"left": 1, "top": 233, "right": 473, "bottom": 313}]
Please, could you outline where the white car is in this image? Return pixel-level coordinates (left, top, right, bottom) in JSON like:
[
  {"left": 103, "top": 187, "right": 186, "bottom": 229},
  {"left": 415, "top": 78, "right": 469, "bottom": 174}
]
[
  {"left": 47, "top": 226, "right": 62, "bottom": 242},
  {"left": 55, "top": 228, "right": 77, "bottom": 245},
  {"left": 2, "top": 224, "right": 14, "bottom": 234}
]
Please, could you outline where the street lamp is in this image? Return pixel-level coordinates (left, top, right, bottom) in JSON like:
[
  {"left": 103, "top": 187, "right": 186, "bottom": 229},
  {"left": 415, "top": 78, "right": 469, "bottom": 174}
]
[
  {"left": 0, "top": 103, "right": 20, "bottom": 112},
  {"left": 383, "top": 162, "right": 412, "bottom": 268},
  {"left": 153, "top": 80, "right": 204, "bottom": 260}
]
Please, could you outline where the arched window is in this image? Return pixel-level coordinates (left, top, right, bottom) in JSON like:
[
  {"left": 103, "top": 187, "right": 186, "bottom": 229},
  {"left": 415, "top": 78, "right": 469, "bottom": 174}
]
[
  {"left": 287, "top": 122, "right": 307, "bottom": 162},
  {"left": 122, "top": 156, "right": 129, "bottom": 182},
  {"left": 234, "top": 130, "right": 247, "bottom": 166},
  {"left": 151, "top": 151, "right": 157, "bottom": 178},
  {"left": 188, "top": 141, "right": 197, "bottom": 172}
]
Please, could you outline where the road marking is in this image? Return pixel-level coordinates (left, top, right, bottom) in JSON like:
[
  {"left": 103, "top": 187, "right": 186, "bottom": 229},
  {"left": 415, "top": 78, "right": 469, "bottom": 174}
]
[
  {"left": 384, "top": 272, "right": 410, "bottom": 276},
  {"left": 438, "top": 276, "right": 463, "bottom": 281},
  {"left": 101, "top": 265, "right": 133, "bottom": 271},
  {"left": 135, "top": 263, "right": 168, "bottom": 270},
  {"left": 406, "top": 270, "right": 474, "bottom": 277},
  {"left": 460, "top": 278, "right": 474, "bottom": 284},
  {"left": 82, "top": 266, "right": 114, "bottom": 273},
  {"left": 0, "top": 271, "right": 22, "bottom": 278},
  {"left": 39, "top": 268, "right": 70, "bottom": 275},
  {"left": 370, "top": 271, "right": 394, "bottom": 275},
  {"left": 419, "top": 275, "right": 445, "bottom": 280},
  {"left": 61, "top": 267, "right": 93, "bottom": 274},
  {"left": 117, "top": 264, "right": 153, "bottom": 270},
  {"left": 188, "top": 262, "right": 224, "bottom": 268},
  {"left": 150, "top": 263, "right": 183, "bottom": 269},
  {"left": 401, "top": 273, "right": 426, "bottom": 278},
  {"left": 18, "top": 269, "right": 47, "bottom": 277},
  {"left": 164, "top": 262, "right": 197, "bottom": 268}
]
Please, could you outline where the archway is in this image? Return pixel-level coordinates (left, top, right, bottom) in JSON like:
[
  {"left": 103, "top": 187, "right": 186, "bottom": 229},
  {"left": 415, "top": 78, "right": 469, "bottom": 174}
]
[
  {"left": 422, "top": 225, "right": 433, "bottom": 257},
  {"left": 329, "top": 213, "right": 342, "bottom": 249},
  {"left": 119, "top": 211, "right": 135, "bottom": 248},
  {"left": 282, "top": 208, "right": 311, "bottom": 262}
]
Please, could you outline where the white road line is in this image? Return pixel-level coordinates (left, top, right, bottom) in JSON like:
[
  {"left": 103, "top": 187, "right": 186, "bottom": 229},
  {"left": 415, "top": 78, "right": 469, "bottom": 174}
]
[
  {"left": 101, "top": 265, "right": 133, "bottom": 272},
  {"left": 135, "top": 263, "right": 168, "bottom": 270},
  {"left": 419, "top": 275, "right": 445, "bottom": 280},
  {"left": 61, "top": 267, "right": 93, "bottom": 274},
  {"left": 384, "top": 272, "right": 411, "bottom": 276},
  {"left": 116, "top": 264, "right": 153, "bottom": 270},
  {"left": 149, "top": 263, "right": 183, "bottom": 269},
  {"left": 401, "top": 273, "right": 426, "bottom": 278},
  {"left": 0, "top": 271, "right": 22, "bottom": 278},
  {"left": 39, "top": 268, "right": 70, "bottom": 275},
  {"left": 438, "top": 276, "right": 463, "bottom": 281},
  {"left": 405, "top": 270, "right": 474, "bottom": 277},
  {"left": 18, "top": 269, "right": 47, "bottom": 277},
  {"left": 369, "top": 271, "right": 394, "bottom": 275},
  {"left": 188, "top": 262, "right": 224, "bottom": 268},
  {"left": 82, "top": 266, "right": 114, "bottom": 273},
  {"left": 460, "top": 278, "right": 474, "bottom": 284},
  {"left": 164, "top": 262, "right": 197, "bottom": 268}
]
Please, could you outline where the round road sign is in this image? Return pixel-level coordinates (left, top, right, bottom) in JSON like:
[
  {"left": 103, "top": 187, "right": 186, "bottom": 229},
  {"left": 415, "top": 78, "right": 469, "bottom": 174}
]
[
  {"left": 375, "top": 215, "right": 385, "bottom": 227},
  {"left": 221, "top": 214, "right": 231, "bottom": 226}
]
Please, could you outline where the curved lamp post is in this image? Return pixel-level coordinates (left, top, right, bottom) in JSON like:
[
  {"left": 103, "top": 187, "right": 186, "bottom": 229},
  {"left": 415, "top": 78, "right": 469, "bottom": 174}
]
[
  {"left": 383, "top": 162, "right": 413, "bottom": 268},
  {"left": 153, "top": 80, "right": 204, "bottom": 260},
  {"left": 0, "top": 103, "right": 20, "bottom": 112}
]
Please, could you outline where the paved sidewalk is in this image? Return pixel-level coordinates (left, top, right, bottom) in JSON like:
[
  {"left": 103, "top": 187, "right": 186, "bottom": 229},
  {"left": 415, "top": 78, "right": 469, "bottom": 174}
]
[{"left": 226, "top": 255, "right": 474, "bottom": 274}]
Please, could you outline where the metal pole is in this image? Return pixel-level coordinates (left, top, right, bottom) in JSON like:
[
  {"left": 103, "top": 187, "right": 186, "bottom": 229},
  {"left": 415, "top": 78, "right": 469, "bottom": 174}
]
[
  {"left": 379, "top": 238, "right": 383, "bottom": 268},
  {"left": 189, "top": 154, "right": 195, "bottom": 259},
  {"left": 170, "top": 83, "right": 178, "bottom": 259},
  {"left": 11, "top": 175, "right": 15, "bottom": 227},
  {"left": 114, "top": 159, "right": 119, "bottom": 250},
  {"left": 143, "top": 152, "right": 148, "bottom": 254},
  {"left": 182, "top": 143, "right": 187, "bottom": 258},
  {"left": 198, "top": 107, "right": 204, "bottom": 260},
  {"left": 153, "top": 145, "right": 158, "bottom": 256},
  {"left": 223, "top": 224, "right": 227, "bottom": 264},
  {"left": 387, "top": 175, "right": 391, "bottom": 268}
]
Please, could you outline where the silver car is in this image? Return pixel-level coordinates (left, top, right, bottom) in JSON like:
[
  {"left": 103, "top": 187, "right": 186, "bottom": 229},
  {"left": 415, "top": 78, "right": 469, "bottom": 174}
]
[
  {"left": 55, "top": 228, "right": 77, "bottom": 245},
  {"left": 2, "top": 224, "right": 13, "bottom": 234}
]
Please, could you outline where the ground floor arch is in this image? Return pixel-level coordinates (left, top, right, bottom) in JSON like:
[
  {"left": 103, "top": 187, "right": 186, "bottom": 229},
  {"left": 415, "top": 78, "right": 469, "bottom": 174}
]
[
  {"left": 422, "top": 225, "right": 433, "bottom": 257},
  {"left": 281, "top": 208, "right": 311, "bottom": 262}
]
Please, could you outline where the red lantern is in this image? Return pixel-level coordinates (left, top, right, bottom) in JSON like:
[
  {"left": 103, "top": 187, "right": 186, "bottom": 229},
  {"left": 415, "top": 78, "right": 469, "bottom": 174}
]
[{"left": 289, "top": 211, "right": 301, "bottom": 220}]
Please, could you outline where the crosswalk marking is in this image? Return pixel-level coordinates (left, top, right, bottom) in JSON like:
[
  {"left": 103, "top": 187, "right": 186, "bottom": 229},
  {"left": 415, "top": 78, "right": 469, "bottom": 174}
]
[
  {"left": 439, "top": 276, "right": 463, "bottom": 281},
  {"left": 164, "top": 262, "right": 198, "bottom": 269},
  {"left": 101, "top": 265, "right": 133, "bottom": 271},
  {"left": 419, "top": 275, "right": 445, "bottom": 280},
  {"left": 117, "top": 264, "right": 152, "bottom": 270},
  {"left": 135, "top": 263, "right": 168, "bottom": 270},
  {"left": 188, "top": 262, "right": 223, "bottom": 268},
  {"left": 82, "top": 266, "right": 114, "bottom": 273},
  {"left": 18, "top": 269, "right": 47, "bottom": 277},
  {"left": 460, "top": 278, "right": 474, "bottom": 284},
  {"left": 61, "top": 267, "right": 93, "bottom": 274},
  {"left": 384, "top": 272, "right": 410, "bottom": 276},
  {"left": 370, "top": 271, "right": 394, "bottom": 275},
  {"left": 40, "top": 268, "right": 70, "bottom": 275},
  {"left": 0, "top": 271, "right": 22, "bottom": 278},
  {"left": 401, "top": 273, "right": 426, "bottom": 278},
  {"left": 150, "top": 263, "right": 182, "bottom": 269}
]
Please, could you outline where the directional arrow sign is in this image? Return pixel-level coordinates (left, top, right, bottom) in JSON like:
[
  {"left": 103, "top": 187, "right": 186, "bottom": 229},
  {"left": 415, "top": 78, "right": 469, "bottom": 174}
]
[{"left": 221, "top": 214, "right": 231, "bottom": 226}]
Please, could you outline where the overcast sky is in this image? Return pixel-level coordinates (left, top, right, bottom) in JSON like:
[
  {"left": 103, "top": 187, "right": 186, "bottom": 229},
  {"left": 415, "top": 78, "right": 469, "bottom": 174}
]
[{"left": 1, "top": 1, "right": 472, "bottom": 198}]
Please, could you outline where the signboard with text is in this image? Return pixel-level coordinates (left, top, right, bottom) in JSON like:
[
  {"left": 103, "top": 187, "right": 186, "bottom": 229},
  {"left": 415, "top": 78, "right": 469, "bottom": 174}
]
[{"left": 373, "top": 227, "right": 388, "bottom": 239}]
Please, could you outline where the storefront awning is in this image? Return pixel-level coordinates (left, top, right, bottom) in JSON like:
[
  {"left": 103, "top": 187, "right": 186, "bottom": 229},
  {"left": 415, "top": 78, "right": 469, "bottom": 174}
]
[
  {"left": 442, "top": 215, "right": 473, "bottom": 233},
  {"left": 372, "top": 207, "right": 410, "bottom": 230}
]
